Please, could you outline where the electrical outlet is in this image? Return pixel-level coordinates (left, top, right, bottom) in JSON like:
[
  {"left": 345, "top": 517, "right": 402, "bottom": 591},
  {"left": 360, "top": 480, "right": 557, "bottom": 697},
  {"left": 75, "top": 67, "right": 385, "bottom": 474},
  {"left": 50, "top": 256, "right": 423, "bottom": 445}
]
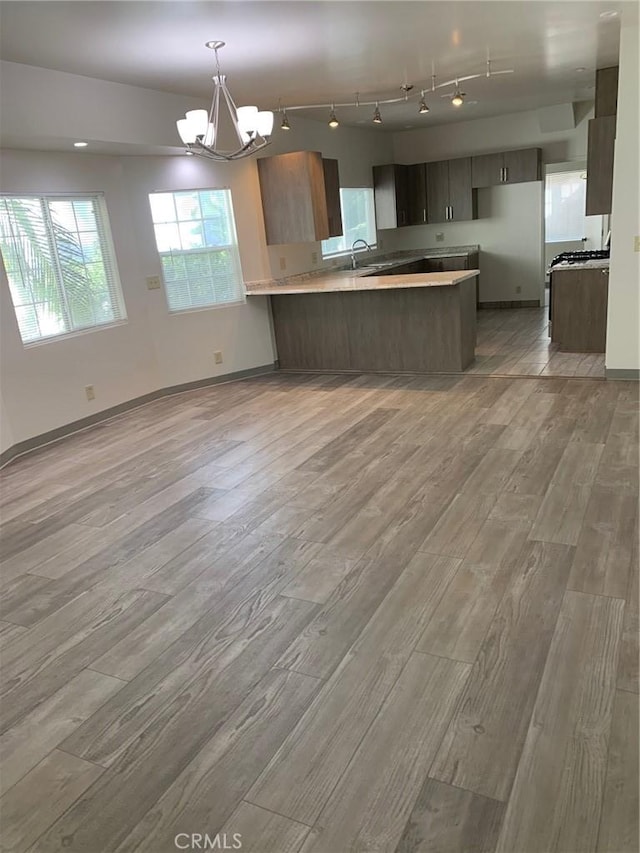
[
  {"left": 279, "top": 257, "right": 287, "bottom": 271},
  {"left": 214, "top": 351, "right": 223, "bottom": 364},
  {"left": 311, "top": 251, "right": 318, "bottom": 265},
  {"left": 515, "top": 285, "right": 522, "bottom": 294},
  {"left": 85, "top": 385, "right": 95, "bottom": 401},
  {"left": 146, "top": 275, "right": 162, "bottom": 290},
  {"left": 634, "top": 235, "right": 640, "bottom": 252},
  {"left": 436, "top": 232, "right": 445, "bottom": 242}
]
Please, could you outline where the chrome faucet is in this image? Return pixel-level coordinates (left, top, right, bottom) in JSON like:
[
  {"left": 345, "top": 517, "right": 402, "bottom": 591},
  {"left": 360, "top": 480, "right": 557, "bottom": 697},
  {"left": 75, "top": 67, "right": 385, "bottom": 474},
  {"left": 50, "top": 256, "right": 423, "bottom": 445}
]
[{"left": 350, "top": 238, "right": 373, "bottom": 270}]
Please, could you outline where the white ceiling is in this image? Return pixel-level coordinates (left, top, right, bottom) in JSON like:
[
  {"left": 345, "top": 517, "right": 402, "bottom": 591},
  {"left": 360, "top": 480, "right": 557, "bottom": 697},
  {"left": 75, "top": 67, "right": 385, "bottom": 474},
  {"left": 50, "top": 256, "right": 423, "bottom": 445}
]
[{"left": 0, "top": 0, "right": 627, "bottom": 130}]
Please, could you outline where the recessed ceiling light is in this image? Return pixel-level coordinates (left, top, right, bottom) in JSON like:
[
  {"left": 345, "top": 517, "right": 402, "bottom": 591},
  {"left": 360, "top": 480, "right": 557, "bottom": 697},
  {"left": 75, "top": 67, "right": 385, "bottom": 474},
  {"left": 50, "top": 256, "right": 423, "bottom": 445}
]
[
  {"left": 73, "top": 141, "right": 88, "bottom": 148},
  {"left": 599, "top": 10, "right": 619, "bottom": 18}
]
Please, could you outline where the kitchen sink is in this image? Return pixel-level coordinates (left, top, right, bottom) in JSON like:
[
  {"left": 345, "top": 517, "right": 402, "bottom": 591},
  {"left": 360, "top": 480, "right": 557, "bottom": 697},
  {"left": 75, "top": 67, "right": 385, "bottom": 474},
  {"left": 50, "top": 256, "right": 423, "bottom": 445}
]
[{"left": 361, "top": 261, "right": 398, "bottom": 270}]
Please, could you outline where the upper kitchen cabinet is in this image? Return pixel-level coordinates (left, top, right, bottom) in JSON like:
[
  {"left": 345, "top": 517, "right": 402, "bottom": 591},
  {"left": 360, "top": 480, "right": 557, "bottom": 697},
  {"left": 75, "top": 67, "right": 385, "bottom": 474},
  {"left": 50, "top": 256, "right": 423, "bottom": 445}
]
[
  {"left": 595, "top": 66, "right": 619, "bottom": 117},
  {"left": 407, "top": 163, "right": 428, "bottom": 225},
  {"left": 426, "top": 157, "right": 476, "bottom": 223},
  {"left": 258, "top": 150, "right": 341, "bottom": 244},
  {"left": 471, "top": 148, "right": 542, "bottom": 187},
  {"left": 586, "top": 66, "right": 618, "bottom": 216},
  {"left": 322, "top": 158, "right": 343, "bottom": 238},
  {"left": 586, "top": 116, "right": 616, "bottom": 215},
  {"left": 373, "top": 164, "right": 410, "bottom": 228}
]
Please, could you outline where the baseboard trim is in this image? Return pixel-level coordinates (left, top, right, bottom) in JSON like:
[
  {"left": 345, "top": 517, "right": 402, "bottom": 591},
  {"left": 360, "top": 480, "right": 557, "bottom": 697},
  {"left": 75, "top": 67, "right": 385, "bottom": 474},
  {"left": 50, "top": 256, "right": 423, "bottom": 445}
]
[
  {"left": 0, "top": 363, "right": 276, "bottom": 469},
  {"left": 478, "top": 300, "right": 541, "bottom": 309},
  {"left": 605, "top": 368, "right": 640, "bottom": 380}
]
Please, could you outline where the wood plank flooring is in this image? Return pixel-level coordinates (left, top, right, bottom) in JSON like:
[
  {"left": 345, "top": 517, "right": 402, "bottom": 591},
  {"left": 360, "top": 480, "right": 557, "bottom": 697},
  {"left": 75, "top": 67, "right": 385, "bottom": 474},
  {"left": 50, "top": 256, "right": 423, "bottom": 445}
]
[
  {"left": 471, "top": 306, "right": 606, "bottom": 377},
  {"left": 0, "top": 369, "right": 637, "bottom": 852}
]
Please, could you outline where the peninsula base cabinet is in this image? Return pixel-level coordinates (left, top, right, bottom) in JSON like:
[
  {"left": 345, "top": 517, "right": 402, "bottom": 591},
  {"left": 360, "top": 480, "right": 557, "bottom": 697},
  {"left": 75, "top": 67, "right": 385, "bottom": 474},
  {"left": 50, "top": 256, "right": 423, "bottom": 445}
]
[
  {"left": 551, "top": 267, "right": 608, "bottom": 353},
  {"left": 271, "top": 278, "right": 477, "bottom": 373}
]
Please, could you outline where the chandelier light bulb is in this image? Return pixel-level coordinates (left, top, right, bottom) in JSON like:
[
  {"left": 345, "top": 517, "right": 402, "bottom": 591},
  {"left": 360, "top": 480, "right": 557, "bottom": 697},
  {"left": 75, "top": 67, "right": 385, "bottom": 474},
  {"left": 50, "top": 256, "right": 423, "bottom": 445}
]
[{"left": 373, "top": 103, "right": 382, "bottom": 124}]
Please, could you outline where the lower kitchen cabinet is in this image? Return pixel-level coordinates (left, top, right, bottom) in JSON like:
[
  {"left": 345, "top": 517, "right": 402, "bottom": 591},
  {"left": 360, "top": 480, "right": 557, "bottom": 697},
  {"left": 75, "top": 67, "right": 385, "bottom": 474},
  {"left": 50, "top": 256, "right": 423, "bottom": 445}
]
[{"left": 551, "top": 266, "right": 608, "bottom": 352}]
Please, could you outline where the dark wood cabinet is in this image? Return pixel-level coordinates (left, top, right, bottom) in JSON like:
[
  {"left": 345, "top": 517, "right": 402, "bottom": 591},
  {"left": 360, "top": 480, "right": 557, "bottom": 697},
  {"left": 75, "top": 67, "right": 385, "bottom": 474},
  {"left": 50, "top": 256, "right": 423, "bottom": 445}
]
[
  {"left": 373, "top": 164, "right": 410, "bottom": 229},
  {"left": 586, "top": 116, "right": 616, "bottom": 215},
  {"left": 551, "top": 267, "right": 608, "bottom": 352},
  {"left": 595, "top": 66, "right": 619, "bottom": 117},
  {"left": 471, "top": 148, "right": 541, "bottom": 187},
  {"left": 258, "top": 150, "right": 334, "bottom": 245},
  {"left": 407, "top": 163, "right": 428, "bottom": 225},
  {"left": 426, "top": 158, "right": 476, "bottom": 223},
  {"left": 322, "top": 158, "right": 343, "bottom": 238}
]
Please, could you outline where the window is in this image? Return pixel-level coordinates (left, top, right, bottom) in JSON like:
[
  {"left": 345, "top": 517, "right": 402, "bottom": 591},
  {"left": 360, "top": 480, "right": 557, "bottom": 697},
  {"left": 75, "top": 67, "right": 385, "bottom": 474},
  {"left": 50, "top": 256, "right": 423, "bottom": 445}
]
[
  {"left": 0, "top": 194, "right": 125, "bottom": 344},
  {"left": 545, "top": 170, "right": 587, "bottom": 242},
  {"left": 149, "top": 188, "right": 244, "bottom": 312},
  {"left": 321, "top": 188, "right": 377, "bottom": 257}
]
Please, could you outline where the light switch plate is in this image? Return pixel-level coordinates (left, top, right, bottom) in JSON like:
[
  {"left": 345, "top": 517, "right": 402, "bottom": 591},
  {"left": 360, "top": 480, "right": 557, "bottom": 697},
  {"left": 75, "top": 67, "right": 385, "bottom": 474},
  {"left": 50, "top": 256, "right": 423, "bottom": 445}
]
[
  {"left": 146, "top": 275, "right": 162, "bottom": 290},
  {"left": 436, "top": 232, "right": 445, "bottom": 242}
]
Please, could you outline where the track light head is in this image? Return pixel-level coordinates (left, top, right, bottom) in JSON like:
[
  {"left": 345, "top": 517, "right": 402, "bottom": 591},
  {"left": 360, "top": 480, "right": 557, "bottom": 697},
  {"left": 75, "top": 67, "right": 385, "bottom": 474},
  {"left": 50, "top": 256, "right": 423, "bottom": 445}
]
[
  {"left": 281, "top": 111, "right": 291, "bottom": 130},
  {"left": 418, "top": 93, "right": 430, "bottom": 114},
  {"left": 451, "top": 90, "right": 465, "bottom": 107},
  {"left": 373, "top": 103, "right": 382, "bottom": 124},
  {"left": 328, "top": 107, "right": 339, "bottom": 128}
]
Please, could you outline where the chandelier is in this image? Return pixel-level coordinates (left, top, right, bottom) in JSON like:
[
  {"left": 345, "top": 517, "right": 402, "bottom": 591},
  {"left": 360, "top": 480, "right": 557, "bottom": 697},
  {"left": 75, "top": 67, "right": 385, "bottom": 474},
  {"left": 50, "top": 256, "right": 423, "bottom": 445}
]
[{"left": 176, "top": 41, "right": 274, "bottom": 161}]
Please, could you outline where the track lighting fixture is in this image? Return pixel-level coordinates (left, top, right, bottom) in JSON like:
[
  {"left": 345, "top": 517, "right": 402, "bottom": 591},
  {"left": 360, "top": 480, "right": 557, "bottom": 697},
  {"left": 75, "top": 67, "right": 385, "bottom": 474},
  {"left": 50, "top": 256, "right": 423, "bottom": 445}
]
[
  {"left": 328, "top": 106, "right": 339, "bottom": 128},
  {"left": 373, "top": 103, "right": 382, "bottom": 124},
  {"left": 281, "top": 110, "right": 291, "bottom": 130},
  {"left": 418, "top": 92, "right": 430, "bottom": 114},
  {"left": 451, "top": 89, "right": 465, "bottom": 106}
]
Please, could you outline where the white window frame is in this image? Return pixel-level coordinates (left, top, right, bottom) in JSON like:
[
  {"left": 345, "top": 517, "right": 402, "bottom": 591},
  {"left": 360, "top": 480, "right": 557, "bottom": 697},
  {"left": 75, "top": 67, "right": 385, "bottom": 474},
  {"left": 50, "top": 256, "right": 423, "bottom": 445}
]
[
  {"left": 148, "top": 187, "right": 245, "bottom": 314},
  {"left": 0, "top": 192, "right": 126, "bottom": 346},
  {"left": 321, "top": 187, "right": 377, "bottom": 259}
]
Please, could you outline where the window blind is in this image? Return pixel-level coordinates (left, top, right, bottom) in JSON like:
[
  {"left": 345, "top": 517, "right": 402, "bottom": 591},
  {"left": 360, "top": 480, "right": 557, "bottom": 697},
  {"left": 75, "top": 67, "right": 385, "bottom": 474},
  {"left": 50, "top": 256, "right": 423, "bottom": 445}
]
[
  {"left": 0, "top": 194, "right": 126, "bottom": 343},
  {"left": 148, "top": 188, "right": 245, "bottom": 312}
]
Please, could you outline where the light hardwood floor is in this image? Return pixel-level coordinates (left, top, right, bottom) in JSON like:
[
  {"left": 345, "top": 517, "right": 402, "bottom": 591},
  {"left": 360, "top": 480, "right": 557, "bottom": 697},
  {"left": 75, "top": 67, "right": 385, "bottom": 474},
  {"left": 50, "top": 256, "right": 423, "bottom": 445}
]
[{"left": 0, "top": 370, "right": 637, "bottom": 852}]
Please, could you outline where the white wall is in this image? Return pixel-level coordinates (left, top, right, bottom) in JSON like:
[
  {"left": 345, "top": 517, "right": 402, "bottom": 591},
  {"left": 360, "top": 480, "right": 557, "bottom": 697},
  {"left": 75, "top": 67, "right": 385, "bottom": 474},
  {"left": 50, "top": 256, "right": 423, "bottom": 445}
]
[
  {"left": 0, "top": 64, "right": 392, "bottom": 449},
  {"left": 606, "top": 12, "right": 640, "bottom": 373},
  {"left": 387, "top": 104, "right": 592, "bottom": 303}
]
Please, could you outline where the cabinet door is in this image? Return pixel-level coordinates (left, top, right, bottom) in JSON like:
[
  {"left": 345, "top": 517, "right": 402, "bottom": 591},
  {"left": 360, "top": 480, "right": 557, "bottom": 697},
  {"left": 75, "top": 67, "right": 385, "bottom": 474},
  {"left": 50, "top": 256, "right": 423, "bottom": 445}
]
[
  {"left": 407, "top": 163, "right": 427, "bottom": 225},
  {"left": 322, "top": 159, "right": 343, "bottom": 238},
  {"left": 394, "top": 165, "right": 410, "bottom": 227},
  {"left": 439, "top": 255, "right": 468, "bottom": 271},
  {"left": 586, "top": 117, "right": 616, "bottom": 215},
  {"left": 373, "top": 164, "right": 409, "bottom": 229},
  {"left": 595, "top": 66, "right": 618, "bottom": 117},
  {"left": 448, "top": 157, "right": 475, "bottom": 222},
  {"left": 503, "top": 148, "right": 541, "bottom": 183},
  {"left": 471, "top": 152, "right": 503, "bottom": 188},
  {"left": 425, "top": 161, "right": 449, "bottom": 224},
  {"left": 257, "top": 151, "right": 329, "bottom": 244}
]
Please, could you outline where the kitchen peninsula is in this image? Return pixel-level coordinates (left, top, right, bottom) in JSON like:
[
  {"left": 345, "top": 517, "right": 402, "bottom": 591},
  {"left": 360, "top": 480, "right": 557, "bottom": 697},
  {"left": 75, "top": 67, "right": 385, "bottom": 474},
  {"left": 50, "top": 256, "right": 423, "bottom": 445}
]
[{"left": 246, "top": 255, "right": 479, "bottom": 373}]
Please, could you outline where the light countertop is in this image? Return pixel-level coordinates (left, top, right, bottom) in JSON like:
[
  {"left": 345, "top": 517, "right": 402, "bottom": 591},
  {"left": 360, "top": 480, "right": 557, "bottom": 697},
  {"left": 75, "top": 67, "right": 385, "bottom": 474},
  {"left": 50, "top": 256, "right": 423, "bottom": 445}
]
[
  {"left": 550, "top": 260, "right": 610, "bottom": 271},
  {"left": 245, "top": 269, "right": 479, "bottom": 295}
]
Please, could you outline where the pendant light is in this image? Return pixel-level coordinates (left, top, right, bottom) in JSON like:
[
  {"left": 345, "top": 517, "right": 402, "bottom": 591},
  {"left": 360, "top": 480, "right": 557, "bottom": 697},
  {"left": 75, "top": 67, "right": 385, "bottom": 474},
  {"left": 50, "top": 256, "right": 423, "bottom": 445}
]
[
  {"left": 373, "top": 102, "right": 382, "bottom": 124},
  {"left": 328, "top": 105, "right": 339, "bottom": 128},
  {"left": 418, "top": 91, "right": 430, "bottom": 114}
]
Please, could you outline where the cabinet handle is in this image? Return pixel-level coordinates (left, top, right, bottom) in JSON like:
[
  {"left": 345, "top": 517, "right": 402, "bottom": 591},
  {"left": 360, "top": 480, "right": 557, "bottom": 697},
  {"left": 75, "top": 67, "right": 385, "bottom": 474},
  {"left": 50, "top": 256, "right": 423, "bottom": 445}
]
[
  {"left": 423, "top": 208, "right": 426, "bottom": 222},
  {"left": 500, "top": 167, "right": 505, "bottom": 182},
  {"left": 504, "top": 166, "right": 509, "bottom": 182},
  {"left": 445, "top": 206, "right": 449, "bottom": 221},
  {"left": 601, "top": 268, "right": 609, "bottom": 275},
  {"left": 448, "top": 205, "right": 453, "bottom": 220}
]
